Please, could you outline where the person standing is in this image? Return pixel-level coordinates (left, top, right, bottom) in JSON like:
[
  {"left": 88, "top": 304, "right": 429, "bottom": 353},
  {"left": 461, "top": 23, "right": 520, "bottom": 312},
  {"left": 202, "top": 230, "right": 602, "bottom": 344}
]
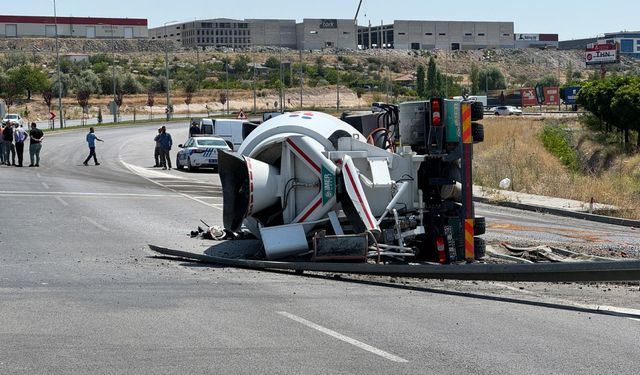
[
  {"left": 0, "top": 124, "right": 5, "bottom": 165},
  {"left": 153, "top": 128, "right": 162, "bottom": 167},
  {"left": 189, "top": 121, "right": 200, "bottom": 137},
  {"left": 83, "top": 127, "right": 103, "bottom": 166},
  {"left": 29, "top": 122, "right": 44, "bottom": 167},
  {"left": 158, "top": 125, "right": 173, "bottom": 170},
  {"left": 13, "top": 123, "right": 27, "bottom": 167},
  {"left": 2, "top": 122, "right": 14, "bottom": 166}
]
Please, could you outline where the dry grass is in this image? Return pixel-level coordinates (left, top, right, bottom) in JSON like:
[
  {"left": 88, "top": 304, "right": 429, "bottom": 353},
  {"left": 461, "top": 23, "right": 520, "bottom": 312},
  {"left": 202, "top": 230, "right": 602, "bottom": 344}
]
[{"left": 474, "top": 117, "right": 640, "bottom": 219}]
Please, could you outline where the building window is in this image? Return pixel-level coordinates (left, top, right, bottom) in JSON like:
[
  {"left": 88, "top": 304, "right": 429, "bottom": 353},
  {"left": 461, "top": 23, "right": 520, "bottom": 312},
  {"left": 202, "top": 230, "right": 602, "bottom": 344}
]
[
  {"left": 398, "top": 32, "right": 406, "bottom": 35},
  {"left": 478, "top": 33, "right": 485, "bottom": 36},
  {"left": 465, "top": 33, "right": 472, "bottom": 36},
  {"left": 425, "top": 32, "right": 433, "bottom": 36},
  {"left": 502, "top": 33, "right": 510, "bottom": 37},
  {"left": 439, "top": 33, "right": 446, "bottom": 36}
]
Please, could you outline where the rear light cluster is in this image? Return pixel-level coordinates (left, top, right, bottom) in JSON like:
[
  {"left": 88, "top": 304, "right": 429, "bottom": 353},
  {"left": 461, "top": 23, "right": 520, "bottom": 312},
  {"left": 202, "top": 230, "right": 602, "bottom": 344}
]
[{"left": 431, "top": 99, "right": 441, "bottom": 126}]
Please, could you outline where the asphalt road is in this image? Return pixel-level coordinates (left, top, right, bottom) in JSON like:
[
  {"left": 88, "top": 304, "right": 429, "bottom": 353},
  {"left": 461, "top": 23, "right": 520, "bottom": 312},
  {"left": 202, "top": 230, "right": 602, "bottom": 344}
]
[{"left": 1, "top": 122, "right": 639, "bottom": 374}]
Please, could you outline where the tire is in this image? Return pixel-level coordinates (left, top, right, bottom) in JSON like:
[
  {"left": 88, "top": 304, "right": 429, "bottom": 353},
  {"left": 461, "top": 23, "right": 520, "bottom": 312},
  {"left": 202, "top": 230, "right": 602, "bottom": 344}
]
[
  {"left": 471, "top": 101, "right": 484, "bottom": 121},
  {"left": 494, "top": 112, "right": 500, "bottom": 116},
  {"left": 474, "top": 237, "right": 486, "bottom": 260},
  {"left": 176, "top": 156, "right": 184, "bottom": 170},
  {"left": 474, "top": 216, "right": 486, "bottom": 235},
  {"left": 472, "top": 123, "right": 484, "bottom": 143},
  {"left": 187, "top": 157, "right": 198, "bottom": 172}
]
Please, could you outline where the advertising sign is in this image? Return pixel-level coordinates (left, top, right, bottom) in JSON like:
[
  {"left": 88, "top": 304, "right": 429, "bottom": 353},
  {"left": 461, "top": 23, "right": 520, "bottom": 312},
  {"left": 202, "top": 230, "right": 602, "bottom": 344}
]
[
  {"left": 520, "top": 88, "right": 538, "bottom": 107},
  {"left": 544, "top": 87, "right": 559, "bottom": 105},
  {"left": 319, "top": 19, "right": 338, "bottom": 29},
  {"left": 563, "top": 86, "right": 581, "bottom": 105},
  {"left": 585, "top": 43, "right": 619, "bottom": 65},
  {"left": 516, "top": 33, "right": 539, "bottom": 41}
]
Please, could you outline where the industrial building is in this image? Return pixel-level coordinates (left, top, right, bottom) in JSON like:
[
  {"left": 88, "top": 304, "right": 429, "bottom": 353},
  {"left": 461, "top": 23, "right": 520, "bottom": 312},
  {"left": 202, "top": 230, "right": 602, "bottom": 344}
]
[
  {"left": 0, "top": 15, "right": 148, "bottom": 39},
  {"left": 150, "top": 18, "right": 356, "bottom": 50},
  {"left": 514, "top": 33, "right": 559, "bottom": 49},
  {"left": 598, "top": 31, "right": 640, "bottom": 58},
  {"left": 388, "top": 21, "right": 515, "bottom": 50}
]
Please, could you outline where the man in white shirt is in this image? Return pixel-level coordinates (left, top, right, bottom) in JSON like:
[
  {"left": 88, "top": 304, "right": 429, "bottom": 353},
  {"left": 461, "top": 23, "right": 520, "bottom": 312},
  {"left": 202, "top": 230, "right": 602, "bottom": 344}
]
[{"left": 13, "top": 123, "right": 27, "bottom": 167}]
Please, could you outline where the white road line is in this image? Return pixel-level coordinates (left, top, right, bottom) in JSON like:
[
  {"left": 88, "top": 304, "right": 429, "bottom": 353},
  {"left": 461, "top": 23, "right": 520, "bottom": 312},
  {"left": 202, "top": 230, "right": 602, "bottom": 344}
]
[
  {"left": 630, "top": 318, "right": 640, "bottom": 322},
  {"left": 82, "top": 216, "right": 110, "bottom": 232},
  {"left": 36, "top": 173, "right": 42, "bottom": 178},
  {"left": 55, "top": 196, "right": 69, "bottom": 207},
  {"left": 277, "top": 311, "right": 408, "bottom": 363},
  {"left": 0, "top": 191, "right": 178, "bottom": 197},
  {"left": 120, "top": 160, "right": 222, "bottom": 211},
  {"left": 41, "top": 182, "right": 50, "bottom": 189}
]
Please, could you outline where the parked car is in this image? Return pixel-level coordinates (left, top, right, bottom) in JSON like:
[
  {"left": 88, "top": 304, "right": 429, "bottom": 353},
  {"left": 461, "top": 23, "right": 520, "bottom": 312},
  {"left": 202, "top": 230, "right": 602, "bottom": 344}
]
[
  {"left": 2, "top": 113, "right": 23, "bottom": 126},
  {"left": 176, "top": 136, "right": 231, "bottom": 172},
  {"left": 491, "top": 106, "right": 522, "bottom": 116}
]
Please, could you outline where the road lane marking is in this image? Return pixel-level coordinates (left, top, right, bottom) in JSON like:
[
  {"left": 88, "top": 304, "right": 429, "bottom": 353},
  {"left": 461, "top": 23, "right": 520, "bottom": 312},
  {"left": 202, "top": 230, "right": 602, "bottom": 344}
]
[
  {"left": 41, "top": 182, "right": 50, "bottom": 189},
  {"left": 120, "top": 160, "right": 222, "bottom": 211},
  {"left": 82, "top": 216, "right": 110, "bottom": 232},
  {"left": 36, "top": 173, "right": 42, "bottom": 178},
  {"left": 277, "top": 311, "right": 408, "bottom": 363},
  {"left": 55, "top": 197, "right": 69, "bottom": 207},
  {"left": 0, "top": 191, "right": 178, "bottom": 197},
  {"left": 630, "top": 318, "right": 640, "bottom": 322}
]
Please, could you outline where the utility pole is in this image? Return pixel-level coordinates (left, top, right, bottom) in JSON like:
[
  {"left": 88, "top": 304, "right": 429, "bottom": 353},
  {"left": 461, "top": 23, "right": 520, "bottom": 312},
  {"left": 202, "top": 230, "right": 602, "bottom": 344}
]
[
  {"left": 336, "top": 29, "right": 340, "bottom": 113},
  {"left": 299, "top": 48, "right": 303, "bottom": 110},
  {"left": 225, "top": 52, "right": 229, "bottom": 115},
  {"left": 164, "top": 21, "right": 175, "bottom": 121},
  {"left": 53, "top": 0, "right": 63, "bottom": 129},
  {"left": 252, "top": 46, "right": 257, "bottom": 114},
  {"left": 111, "top": 25, "right": 117, "bottom": 123}
]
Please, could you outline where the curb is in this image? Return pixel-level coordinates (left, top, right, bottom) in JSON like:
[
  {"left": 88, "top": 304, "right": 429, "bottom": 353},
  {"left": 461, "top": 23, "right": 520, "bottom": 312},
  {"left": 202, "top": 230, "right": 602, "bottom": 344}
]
[{"left": 474, "top": 197, "right": 640, "bottom": 228}]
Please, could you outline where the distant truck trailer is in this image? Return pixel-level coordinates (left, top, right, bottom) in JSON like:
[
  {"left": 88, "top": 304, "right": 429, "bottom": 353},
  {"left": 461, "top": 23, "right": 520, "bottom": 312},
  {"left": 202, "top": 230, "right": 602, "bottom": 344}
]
[{"left": 452, "top": 95, "right": 487, "bottom": 107}]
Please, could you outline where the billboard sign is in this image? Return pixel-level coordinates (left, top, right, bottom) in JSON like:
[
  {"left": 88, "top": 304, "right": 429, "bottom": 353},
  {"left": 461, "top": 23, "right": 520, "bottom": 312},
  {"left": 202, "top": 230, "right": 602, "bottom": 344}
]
[
  {"left": 520, "top": 88, "right": 537, "bottom": 107},
  {"left": 563, "top": 86, "right": 581, "bottom": 105},
  {"left": 319, "top": 19, "right": 338, "bottom": 29},
  {"left": 585, "top": 43, "right": 619, "bottom": 65},
  {"left": 544, "top": 87, "right": 559, "bottom": 105},
  {"left": 516, "top": 33, "right": 539, "bottom": 41}
]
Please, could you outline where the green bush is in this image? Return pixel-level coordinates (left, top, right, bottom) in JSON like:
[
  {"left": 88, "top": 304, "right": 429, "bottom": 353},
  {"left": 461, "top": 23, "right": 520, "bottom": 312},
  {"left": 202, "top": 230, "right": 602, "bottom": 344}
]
[{"left": 539, "top": 123, "right": 581, "bottom": 173}]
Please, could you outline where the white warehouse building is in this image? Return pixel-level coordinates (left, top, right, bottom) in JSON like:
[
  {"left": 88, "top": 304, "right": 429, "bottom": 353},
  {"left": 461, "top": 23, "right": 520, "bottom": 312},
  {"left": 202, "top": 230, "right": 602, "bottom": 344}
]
[{"left": 0, "top": 15, "right": 148, "bottom": 39}]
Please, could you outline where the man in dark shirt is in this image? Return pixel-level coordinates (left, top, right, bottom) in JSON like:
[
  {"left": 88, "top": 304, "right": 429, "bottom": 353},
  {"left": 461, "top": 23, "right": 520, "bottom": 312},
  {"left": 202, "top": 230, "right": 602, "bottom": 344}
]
[
  {"left": 29, "top": 123, "right": 44, "bottom": 167},
  {"left": 189, "top": 121, "right": 201, "bottom": 137},
  {"left": 2, "top": 123, "right": 13, "bottom": 165}
]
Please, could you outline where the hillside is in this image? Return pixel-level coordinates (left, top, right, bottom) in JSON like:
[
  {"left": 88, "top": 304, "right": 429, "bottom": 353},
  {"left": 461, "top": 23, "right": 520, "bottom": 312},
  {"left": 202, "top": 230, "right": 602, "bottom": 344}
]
[{"left": 2, "top": 38, "right": 640, "bottom": 121}]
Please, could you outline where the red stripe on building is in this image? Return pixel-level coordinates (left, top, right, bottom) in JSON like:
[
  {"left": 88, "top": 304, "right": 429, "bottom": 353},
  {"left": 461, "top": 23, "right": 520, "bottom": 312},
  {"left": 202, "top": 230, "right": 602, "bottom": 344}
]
[
  {"left": 0, "top": 15, "right": 147, "bottom": 26},
  {"left": 286, "top": 138, "right": 320, "bottom": 173}
]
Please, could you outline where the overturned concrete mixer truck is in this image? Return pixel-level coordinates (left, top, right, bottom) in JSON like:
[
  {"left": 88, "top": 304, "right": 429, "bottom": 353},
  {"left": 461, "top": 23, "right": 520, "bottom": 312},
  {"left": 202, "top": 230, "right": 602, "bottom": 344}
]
[{"left": 218, "top": 99, "right": 485, "bottom": 263}]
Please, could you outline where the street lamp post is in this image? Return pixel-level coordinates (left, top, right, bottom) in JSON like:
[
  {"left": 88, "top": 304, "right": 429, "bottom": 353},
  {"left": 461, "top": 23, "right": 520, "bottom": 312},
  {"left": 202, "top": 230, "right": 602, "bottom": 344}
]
[
  {"left": 164, "top": 21, "right": 176, "bottom": 121},
  {"left": 336, "top": 31, "right": 340, "bottom": 113},
  {"left": 53, "top": 0, "right": 63, "bottom": 129},
  {"left": 109, "top": 25, "right": 117, "bottom": 123}
]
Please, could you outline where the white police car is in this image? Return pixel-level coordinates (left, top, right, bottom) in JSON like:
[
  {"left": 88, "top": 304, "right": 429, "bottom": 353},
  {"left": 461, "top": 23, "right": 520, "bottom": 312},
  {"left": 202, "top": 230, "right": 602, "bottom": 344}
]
[{"left": 176, "top": 136, "right": 231, "bottom": 172}]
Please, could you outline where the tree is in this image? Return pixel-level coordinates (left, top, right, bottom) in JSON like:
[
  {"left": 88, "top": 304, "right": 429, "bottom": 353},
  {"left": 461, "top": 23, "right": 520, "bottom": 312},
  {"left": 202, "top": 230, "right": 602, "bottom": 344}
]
[
  {"left": 470, "top": 63, "right": 480, "bottom": 94},
  {"left": 416, "top": 64, "right": 425, "bottom": 98},
  {"left": 265, "top": 56, "right": 280, "bottom": 70},
  {"left": 7, "top": 65, "right": 50, "bottom": 100},
  {"left": 565, "top": 61, "right": 574, "bottom": 85},
  {"left": 478, "top": 66, "right": 506, "bottom": 92},
  {"left": 426, "top": 57, "right": 438, "bottom": 96},
  {"left": 315, "top": 56, "right": 325, "bottom": 78},
  {"left": 233, "top": 55, "right": 251, "bottom": 78},
  {"left": 611, "top": 78, "right": 640, "bottom": 148},
  {"left": 146, "top": 90, "right": 155, "bottom": 120},
  {"left": 72, "top": 70, "right": 102, "bottom": 95},
  {"left": 219, "top": 92, "right": 227, "bottom": 106},
  {"left": 76, "top": 90, "right": 90, "bottom": 126},
  {"left": 122, "top": 73, "right": 143, "bottom": 94},
  {"left": 536, "top": 74, "right": 560, "bottom": 88},
  {"left": 42, "top": 89, "right": 53, "bottom": 112}
]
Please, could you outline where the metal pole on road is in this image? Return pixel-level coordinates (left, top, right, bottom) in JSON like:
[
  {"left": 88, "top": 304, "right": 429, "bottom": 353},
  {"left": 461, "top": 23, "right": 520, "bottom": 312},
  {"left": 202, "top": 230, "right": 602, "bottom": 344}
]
[
  {"left": 53, "top": 0, "right": 63, "bottom": 129},
  {"left": 111, "top": 25, "right": 117, "bottom": 123},
  {"left": 164, "top": 21, "right": 176, "bottom": 121}
]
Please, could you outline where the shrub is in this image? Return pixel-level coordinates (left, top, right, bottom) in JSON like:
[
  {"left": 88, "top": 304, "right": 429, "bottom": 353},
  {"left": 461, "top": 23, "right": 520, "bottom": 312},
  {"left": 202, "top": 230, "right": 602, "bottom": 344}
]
[{"left": 539, "top": 123, "right": 581, "bottom": 173}]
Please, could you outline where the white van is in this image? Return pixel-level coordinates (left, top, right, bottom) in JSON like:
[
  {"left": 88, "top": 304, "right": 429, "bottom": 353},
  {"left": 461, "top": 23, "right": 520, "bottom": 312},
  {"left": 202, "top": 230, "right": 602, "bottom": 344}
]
[{"left": 198, "top": 118, "right": 257, "bottom": 151}]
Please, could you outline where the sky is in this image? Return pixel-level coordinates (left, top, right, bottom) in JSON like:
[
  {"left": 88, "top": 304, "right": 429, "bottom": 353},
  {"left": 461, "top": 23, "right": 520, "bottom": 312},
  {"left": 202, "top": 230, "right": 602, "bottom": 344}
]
[{"left": 5, "top": 0, "right": 639, "bottom": 40}]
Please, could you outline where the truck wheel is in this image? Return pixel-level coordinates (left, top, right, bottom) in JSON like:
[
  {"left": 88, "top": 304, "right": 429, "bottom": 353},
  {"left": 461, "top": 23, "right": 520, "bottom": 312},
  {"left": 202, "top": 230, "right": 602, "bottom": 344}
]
[
  {"left": 472, "top": 123, "right": 484, "bottom": 143},
  {"left": 471, "top": 101, "right": 484, "bottom": 121},
  {"left": 474, "top": 216, "right": 486, "bottom": 235},
  {"left": 474, "top": 237, "right": 486, "bottom": 259}
]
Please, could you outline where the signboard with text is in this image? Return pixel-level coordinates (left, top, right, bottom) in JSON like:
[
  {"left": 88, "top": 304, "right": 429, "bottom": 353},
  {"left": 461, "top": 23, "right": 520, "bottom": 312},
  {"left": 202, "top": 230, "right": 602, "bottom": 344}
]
[
  {"left": 320, "top": 19, "right": 338, "bottom": 29},
  {"left": 585, "top": 43, "right": 619, "bottom": 65},
  {"left": 516, "top": 33, "right": 539, "bottom": 41},
  {"left": 562, "top": 86, "right": 581, "bottom": 105}
]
